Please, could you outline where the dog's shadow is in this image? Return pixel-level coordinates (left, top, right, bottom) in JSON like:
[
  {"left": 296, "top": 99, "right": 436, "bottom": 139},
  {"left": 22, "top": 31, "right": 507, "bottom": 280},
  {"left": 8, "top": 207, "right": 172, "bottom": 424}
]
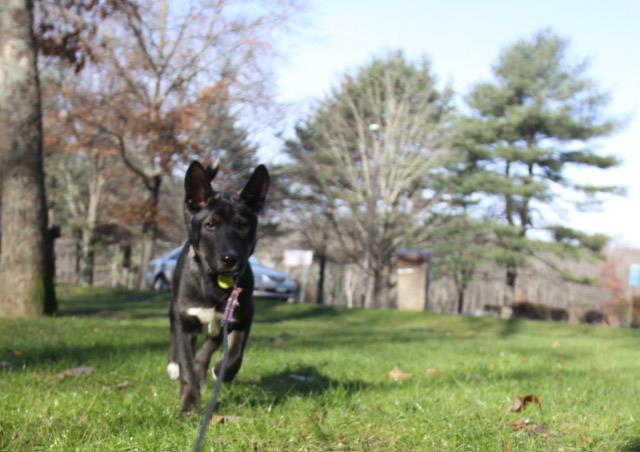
[{"left": 226, "top": 365, "right": 371, "bottom": 407}]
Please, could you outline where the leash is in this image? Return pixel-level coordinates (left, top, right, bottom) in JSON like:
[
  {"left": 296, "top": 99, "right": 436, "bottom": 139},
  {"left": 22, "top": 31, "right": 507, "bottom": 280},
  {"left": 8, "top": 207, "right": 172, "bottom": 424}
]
[{"left": 193, "top": 285, "right": 243, "bottom": 452}]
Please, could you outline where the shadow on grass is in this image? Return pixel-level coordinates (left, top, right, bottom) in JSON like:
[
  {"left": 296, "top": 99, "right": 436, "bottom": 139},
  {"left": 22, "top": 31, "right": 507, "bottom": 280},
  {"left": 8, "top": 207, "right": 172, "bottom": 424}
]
[
  {"left": 5, "top": 340, "right": 168, "bottom": 372},
  {"left": 460, "top": 315, "right": 522, "bottom": 337},
  {"left": 57, "top": 287, "right": 168, "bottom": 320},
  {"left": 230, "top": 365, "right": 374, "bottom": 407},
  {"left": 253, "top": 300, "right": 339, "bottom": 324},
  {"left": 499, "top": 317, "right": 522, "bottom": 337},
  {"left": 622, "top": 439, "right": 640, "bottom": 452}
]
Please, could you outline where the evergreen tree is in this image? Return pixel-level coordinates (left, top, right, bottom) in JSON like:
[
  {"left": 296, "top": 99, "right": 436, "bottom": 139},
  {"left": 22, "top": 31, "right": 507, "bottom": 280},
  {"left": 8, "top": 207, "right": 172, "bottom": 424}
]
[{"left": 459, "top": 29, "right": 620, "bottom": 305}]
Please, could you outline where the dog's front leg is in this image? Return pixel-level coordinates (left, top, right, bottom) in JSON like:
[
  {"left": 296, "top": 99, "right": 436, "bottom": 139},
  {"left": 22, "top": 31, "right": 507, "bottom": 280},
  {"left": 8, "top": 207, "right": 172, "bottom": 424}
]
[
  {"left": 194, "top": 336, "right": 221, "bottom": 386},
  {"left": 177, "top": 329, "right": 200, "bottom": 412},
  {"left": 212, "top": 327, "right": 251, "bottom": 383}
]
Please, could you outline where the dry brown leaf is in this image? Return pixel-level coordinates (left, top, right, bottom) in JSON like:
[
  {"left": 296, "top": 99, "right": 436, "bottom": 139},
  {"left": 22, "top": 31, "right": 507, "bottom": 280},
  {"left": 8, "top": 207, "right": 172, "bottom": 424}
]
[
  {"left": 511, "top": 419, "right": 548, "bottom": 437},
  {"left": 56, "top": 366, "right": 94, "bottom": 380},
  {"left": 511, "top": 394, "right": 542, "bottom": 412},
  {"left": 425, "top": 368, "right": 444, "bottom": 377},
  {"left": 212, "top": 415, "right": 241, "bottom": 425},
  {"left": 388, "top": 365, "right": 411, "bottom": 381},
  {"left": 116, "top": 380, "right": 130, "bottom": 390}
]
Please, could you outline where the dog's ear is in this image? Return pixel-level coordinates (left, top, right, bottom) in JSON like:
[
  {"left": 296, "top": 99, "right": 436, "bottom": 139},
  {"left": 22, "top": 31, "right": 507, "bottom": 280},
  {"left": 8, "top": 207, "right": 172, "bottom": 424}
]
[
  {"left": 240, "top": 165, "right": 270, "bottom": 212},
  {"left": 205, "top": 164, "right": 219, "bottom": 183},
  {"left": 185, "top": 161, "right": 215, "bottom": 211}
]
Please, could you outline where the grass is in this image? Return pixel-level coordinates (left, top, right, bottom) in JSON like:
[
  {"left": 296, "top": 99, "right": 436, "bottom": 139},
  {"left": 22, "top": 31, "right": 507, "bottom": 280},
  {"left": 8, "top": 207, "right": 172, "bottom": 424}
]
[{"left": 1, "top": 286, "right": 640, "bottom": 451}]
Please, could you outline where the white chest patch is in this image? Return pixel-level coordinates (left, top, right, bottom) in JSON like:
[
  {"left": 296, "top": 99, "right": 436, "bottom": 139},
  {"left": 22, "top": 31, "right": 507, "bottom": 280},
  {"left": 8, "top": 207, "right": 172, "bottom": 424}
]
[{"left": 186, "top": 307, "right": 223, "bottom": 337}]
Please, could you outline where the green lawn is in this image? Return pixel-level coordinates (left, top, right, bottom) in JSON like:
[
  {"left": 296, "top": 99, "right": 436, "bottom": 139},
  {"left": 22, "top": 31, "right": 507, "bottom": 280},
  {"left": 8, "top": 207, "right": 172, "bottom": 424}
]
[{"left": 1, "top": 286, "right": 640, "bottom": 451}]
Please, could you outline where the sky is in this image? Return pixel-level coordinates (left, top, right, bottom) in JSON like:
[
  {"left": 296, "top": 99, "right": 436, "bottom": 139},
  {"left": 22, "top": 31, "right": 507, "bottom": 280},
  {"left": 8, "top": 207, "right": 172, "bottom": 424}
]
[{"left": 270, "top": 0, "right": 640, "bottom": 248}]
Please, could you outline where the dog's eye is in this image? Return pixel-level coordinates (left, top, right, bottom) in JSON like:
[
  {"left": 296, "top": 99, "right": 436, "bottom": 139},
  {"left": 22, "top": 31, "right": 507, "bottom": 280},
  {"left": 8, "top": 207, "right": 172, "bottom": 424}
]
[{"left": 204, "top": 220, "right": 216, "bottom": 229}]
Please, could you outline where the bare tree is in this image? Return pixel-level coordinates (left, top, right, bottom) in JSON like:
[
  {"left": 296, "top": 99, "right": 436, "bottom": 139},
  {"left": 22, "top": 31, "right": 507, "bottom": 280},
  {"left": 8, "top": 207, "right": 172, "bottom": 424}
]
[
  {"left": 65, "top": 0, "right": 296, "bottom": 288},
  {"left": 285, "top": 53, "right": 453, "bottom": 308},
  {"left": 0, "top": 0, "right": 56, "bottom": 315},
  {"left": 42, "top": 66, "right": 123, "bottom": 286}
]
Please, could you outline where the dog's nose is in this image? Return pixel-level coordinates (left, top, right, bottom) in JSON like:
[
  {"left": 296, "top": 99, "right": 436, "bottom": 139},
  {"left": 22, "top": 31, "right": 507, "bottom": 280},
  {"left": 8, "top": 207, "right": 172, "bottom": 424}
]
[{"left": 221, "top": 254, "right": 238, "bottom": 269}]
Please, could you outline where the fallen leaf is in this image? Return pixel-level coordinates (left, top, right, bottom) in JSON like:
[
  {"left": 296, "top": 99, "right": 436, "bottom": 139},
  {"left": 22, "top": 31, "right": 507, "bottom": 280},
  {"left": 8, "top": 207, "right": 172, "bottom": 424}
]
[
  {"left": 425, "top": 368, "right": 444, "bottom": 377},
  {"left": 212, "top": 415, "right": 241, "bottom": 425},
  {"left": 511, "top": 394, "right": 542, "bottom": 412},
  {"left": 511, "top": 419, "right": 548, "bottom": 437},
  {"left": 116, "top": 380, "right": 130, "bottom": 390},
  {"left": 56, "top": 366, "right": 94, "bottom": 380},
  {"left": 388, "top": 365, "right": 411, "bottom": 381}
]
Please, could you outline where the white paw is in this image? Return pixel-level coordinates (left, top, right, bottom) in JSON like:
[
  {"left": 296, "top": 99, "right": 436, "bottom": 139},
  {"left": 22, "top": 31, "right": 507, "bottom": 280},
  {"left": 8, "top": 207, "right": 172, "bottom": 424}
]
[
  {"left": 167, "top": 362, "right": 180, "bottom": 380},
  {"left": 211, "top": 367, "right": 217, "bottom": 381}
]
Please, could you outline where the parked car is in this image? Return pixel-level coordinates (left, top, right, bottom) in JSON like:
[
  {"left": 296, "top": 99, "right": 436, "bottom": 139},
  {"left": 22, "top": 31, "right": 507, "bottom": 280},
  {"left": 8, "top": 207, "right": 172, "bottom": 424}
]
[{"left": 147, "top": 246, "right": 297, "bottom": 300}]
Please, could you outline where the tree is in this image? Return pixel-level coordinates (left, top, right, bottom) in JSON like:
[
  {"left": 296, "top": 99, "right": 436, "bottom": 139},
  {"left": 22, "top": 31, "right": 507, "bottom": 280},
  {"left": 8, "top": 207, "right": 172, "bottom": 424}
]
[
  {"left": 0, "top": 0, "right": 56, "bottom": 315},
  {"left": 42, "top": 66, "right": 120, "bottom": 286},
  {"left": 431, "top": 215, "right": 493, "bottom": 314},
  {"left": 460, "top": 30, "right": 620, "bottom": 306},
  {"left": 284, "top": 52, "right": 453, "bottom": 308},
  {"left": 66, "top": 0, "right": 295, "bottom": 288}
]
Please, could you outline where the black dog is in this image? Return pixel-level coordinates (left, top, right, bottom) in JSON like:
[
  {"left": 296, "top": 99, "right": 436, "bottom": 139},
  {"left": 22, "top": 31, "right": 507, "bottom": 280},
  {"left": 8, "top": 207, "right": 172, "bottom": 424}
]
[{"left": 167, "top": 161, "right": 269, "bottom": 412}]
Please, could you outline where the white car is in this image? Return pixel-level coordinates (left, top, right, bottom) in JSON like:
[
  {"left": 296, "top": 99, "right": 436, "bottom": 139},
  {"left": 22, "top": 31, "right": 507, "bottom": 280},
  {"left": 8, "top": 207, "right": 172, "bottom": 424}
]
[{"left": 147, "top": 247, "right": 297, "bottom": 300}]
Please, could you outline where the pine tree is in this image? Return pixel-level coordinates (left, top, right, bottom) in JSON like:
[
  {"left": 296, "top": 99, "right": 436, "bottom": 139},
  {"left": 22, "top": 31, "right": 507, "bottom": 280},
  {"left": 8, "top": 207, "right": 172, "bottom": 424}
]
[{"left": 460, "top": 29, "right": 621, "bottom": 305}]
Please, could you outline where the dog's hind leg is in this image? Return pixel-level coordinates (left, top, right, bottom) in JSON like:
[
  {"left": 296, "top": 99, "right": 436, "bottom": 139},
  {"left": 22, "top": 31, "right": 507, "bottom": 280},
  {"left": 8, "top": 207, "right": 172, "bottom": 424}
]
[{"left": 194, "top": 336, "right": 222, "bottom": 386}]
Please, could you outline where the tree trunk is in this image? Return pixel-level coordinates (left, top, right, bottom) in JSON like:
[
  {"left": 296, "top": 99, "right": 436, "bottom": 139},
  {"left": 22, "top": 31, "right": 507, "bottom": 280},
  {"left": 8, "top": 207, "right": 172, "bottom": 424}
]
[
  {"left": 137, "top": 224, "right": 157, "bottom": 289},
  {"left": 497, "top": 268, "right": 517, "bottom": 319},
  {"left": 79, "top": 173, "right": 104, "bottom": 286},
  {"left": 456, "top": 287, "right": 465, "bottom": 314},
  {"left": 80, "top": 226, "right": 95, "bottom": 286},
  {"left": 379, "top": 259, "right": 396, "bottom": 309},
  {"left": 504, "top": 267, "right": 517, "bottom": 306},
  {"left": 315, "top": 252, "right": 326, "bottom": 305},
  {"left": 137, "top": 175, "right": 161, "bottom": 289},
  {"left": 0, "top": 0, "right": 56, "bottom": 316}
]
